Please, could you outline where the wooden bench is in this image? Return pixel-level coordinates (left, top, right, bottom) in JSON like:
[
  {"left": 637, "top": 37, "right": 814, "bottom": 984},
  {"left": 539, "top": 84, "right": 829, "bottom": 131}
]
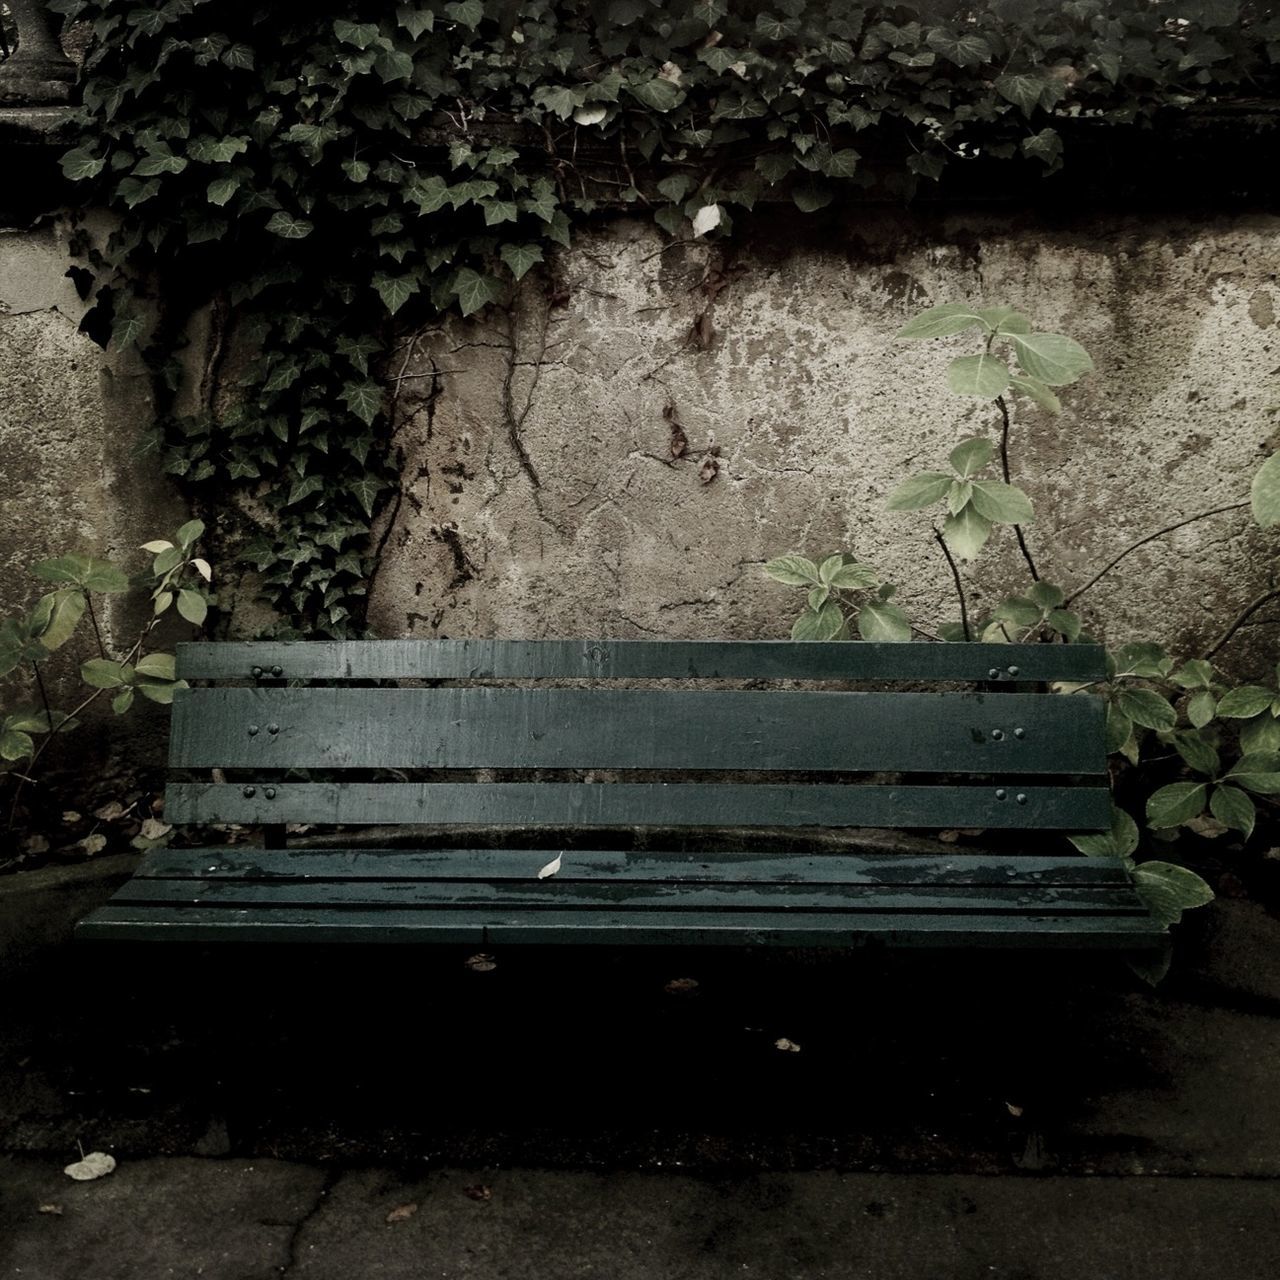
[{"left": 76, "top": 639, "right": 1166, "bottom": 952}]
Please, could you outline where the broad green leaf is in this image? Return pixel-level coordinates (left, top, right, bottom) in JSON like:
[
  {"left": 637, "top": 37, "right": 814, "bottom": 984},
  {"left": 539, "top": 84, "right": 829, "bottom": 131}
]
[
  {"left": 925, "top": 29, "right": 992, "bottom": 68},
  {"left": 1146, "top": 781, "right": 1208, "bottom": 828},
  {"left": 500, "top": 243, "right": 543, "bottom": 281},
  {"left": 1173, "top": 730, "right": 1219, "bottom": 776},
  {"left": 885, "top": 472, "right": 951, "bottom": 511},
  {"left": 992, "top": 596, "right": 1042, "bottom": 628},
  {"left": 5, "top": 708, "right": 51, "bottom": 733},
  {"left": 857, "top": 600, "right": 911, "bottom": 642},
  {"left": 969, "top": 480, "right": 1033, "bottom": 525},
  {"left": 818, "top": 554, "right": 845, "bottom": 585},
  {"left": 947, "top": 353, "right": 1010, "bottom": 399},
  {"left": 1216, "top": 685, "right": 1275, "bottom": 718},
  {"left": 1210, "top": 784, "right": 1255, "bottom": 838},
  {"left": 1132, "top": 861, "right": 1214, "bottom": 927},
  {"left": 947, "top": 480, "right": 973, "bottom": 515},
  {"left": 396, "top": 4, "right": 434, "bottom": 38},
  {"left": 1011, "top": 333, "right": 1094, "bottom": 386},
  {"left": 175, "top": 519, "right": 204, "bottom": 548},
  {"left": 35, "top": 590, "right": 86, "bottom": 653},
  {"left": 895, "top": 303, "right": 985, "bottom": 340},
  {"left": 452, "top": 267, "right": 503, "bottom": 317},
  {"left": 1068, "top": 805, "right": 1139, "bottom": 859},
  {"left": 791, "top": 600, "right": 843, "bottom": 641},
  {"left": 1240, "top": 713, "right": 1280, "bottom": 754},
  {"left": 374, "top": 49, "right": 414, "bottom": 83},
  {"left": 1188, "top": 690, "right": 1217, "bottom": 728},
  {"left": 827, "top": 563, "right": 879, "bottom": 590},
  {"left": 1008, "top": 374, "right": 1061, "bottom": 414},
  {"left": 333, "top": 18, "right": 379, "bottom": 47},
  {"left": 764, "top": 555, "right": 820, "bottom": 586},
  {"left": 1171, "top": 659, "right": 1216, "bottom": 690},
  {"left": 207, "top": 174, "right": 240, "bottom": 205},
  {"left": 1047, "top": 608, "right": 1082, "bottom": 641},
  {"left": 137, "top": 679, "right": 184, "bottom": 704},
  {"left": 33, "top": 554, "right": 129, "bottom": 592},
  {"left": 994, "top": 71, "right": 1050, "bottom": 115},
  {"left": 792, "top": 184, "right": 834, "bottom": 213},
  {"left": 625, "top": 77, "right": 682, "bottom": 112},
  {"left": 112, "top": 688, "right": 135, "bottom": 715},
  {"left": 942, "top": 505, "right": 992, "bottom": 560},
  {"left": 134, "top": 652, "right": 176, "bottom": 680},
  {"left": 1250, "top": 453, "right": 1280, "bottom": 527},
  {"left": 372, "top": 273, "right": 419, "bottom": 315},
  {"left": 1116, "top": 688, "right": 1176, "bottom": 731},
  {"left": 808, "top": 585, "right": 830, "bottom": 611},
  {"left": 1028, "top": 581, "right": 1064, "bottom": 609},
  {"left": 976, "top": 306, "right": 1031, "bottom": 334},
  {"left": 1111, "top": 641, "right": 1172, "bottom": 679},
  {"left": 81, "top": 658, "right": 128, "bottom": 689},
  {"left": 1225, "top": 751, "right": 1280, "bottom": 794},
  {"left": 177, "top": 589, "right": 208, "bottom": 626},
  {"left": 61, "top": 147, "right": 105, "bottom": 181},
  {"left": 342, "top": 380, "right": 383, "bottom": 425},
  {"left": 0, "top": 729, "right": 34, "bottom": 761},
  {"left": 948, "top": 437, "right": 994, "bottom": 478}
]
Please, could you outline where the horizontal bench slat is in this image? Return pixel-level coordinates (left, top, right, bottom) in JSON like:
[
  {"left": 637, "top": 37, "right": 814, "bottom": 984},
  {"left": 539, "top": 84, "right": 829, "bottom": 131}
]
[
  {"left": 171, "top": 688, "right": 1106, "bottom": 773},
  {"left": 137, "top": 847, "right": 1136, "bottom": 886},
  {"left": 164, "top": 782, "right": 1112, "bottom": 829},
  {"left": 176, "top": 639, "right": 1107, "bottom": 683},
  {"left": 76, "top": 904, "right": 1167, "bottom": 949}
]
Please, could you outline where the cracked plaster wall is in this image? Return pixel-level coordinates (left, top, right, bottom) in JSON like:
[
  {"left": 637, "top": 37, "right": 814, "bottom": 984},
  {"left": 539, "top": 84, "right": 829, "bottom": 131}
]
[{"left": 370, "top": 210, "right": 1280, "bottom": 668}]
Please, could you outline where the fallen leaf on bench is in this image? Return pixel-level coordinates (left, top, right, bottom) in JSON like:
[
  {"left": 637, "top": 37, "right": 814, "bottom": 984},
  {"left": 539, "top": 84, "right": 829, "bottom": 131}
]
[
  {"left": 774, "top": 1038, "right": 801, "bottom": 1053},
  {"left": 140, "top": 818, "right": 172, "bottom": 841},
  {"left": 536, "top": 853, "right": 563, "bottom": 880},
  {"left": 93, "top": 801, "right": 127, "bottom": 822},
  {"left": 464, "top": 1185, "right": 492, "bottom": 1202},
  {"left": 465, "top": 953, "right": 497, "bottom": 973},
  {"left": 385, "top": 1203, "right": 418, "bottom": 1224},
  {"left": 64, "top": 1153, "right": 115, "bottom": 1182},
  {"left": 664, "top": 978, "right": 699, "bottom": 995},
  {"left": 77, "top": 835, "right": 107, "bottom": 856}
]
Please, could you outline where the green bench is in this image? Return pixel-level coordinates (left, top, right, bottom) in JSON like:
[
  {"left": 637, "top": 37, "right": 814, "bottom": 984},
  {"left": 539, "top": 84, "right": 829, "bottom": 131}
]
[{"left": 76, "top": 639, "right": 1166, "bottom": 952}]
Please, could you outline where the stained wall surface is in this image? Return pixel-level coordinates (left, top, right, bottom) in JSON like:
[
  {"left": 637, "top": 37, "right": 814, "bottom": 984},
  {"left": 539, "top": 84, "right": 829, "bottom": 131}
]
[{"left": 369, "top": 210, "right": 1280, "bottom": 668}]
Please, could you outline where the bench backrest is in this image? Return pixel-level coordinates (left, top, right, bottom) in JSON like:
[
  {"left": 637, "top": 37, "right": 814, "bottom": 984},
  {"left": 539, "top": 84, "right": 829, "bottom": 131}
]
[{"left": 166, "top": 640, "right": 1110, "bottom": 833}]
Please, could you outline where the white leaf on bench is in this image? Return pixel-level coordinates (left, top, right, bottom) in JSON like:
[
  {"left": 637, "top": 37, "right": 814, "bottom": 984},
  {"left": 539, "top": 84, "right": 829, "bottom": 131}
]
[{"left": 536, "top": 853, "right": 563, "bottom": 880}]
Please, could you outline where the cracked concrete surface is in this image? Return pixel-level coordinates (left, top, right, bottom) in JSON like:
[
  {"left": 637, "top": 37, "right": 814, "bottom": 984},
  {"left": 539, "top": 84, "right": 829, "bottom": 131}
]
[
  {"left": 4, "top": 1159, "right": 1280, "bottom": 1279},
  {"left": 369, "top": 210, "right": 1280, "bottom": 667}
]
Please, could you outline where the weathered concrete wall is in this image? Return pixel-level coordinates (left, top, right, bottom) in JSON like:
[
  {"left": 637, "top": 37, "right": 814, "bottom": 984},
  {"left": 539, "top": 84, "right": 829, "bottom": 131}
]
[{"left": 370, "top": 210, "right": 1279, "bottom": 668}]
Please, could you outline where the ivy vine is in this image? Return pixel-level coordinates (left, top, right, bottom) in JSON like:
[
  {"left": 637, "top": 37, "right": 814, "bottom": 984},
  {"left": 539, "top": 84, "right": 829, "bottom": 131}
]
[{"left": 51, "top": 0, "right": 1280, "bottom": 633}]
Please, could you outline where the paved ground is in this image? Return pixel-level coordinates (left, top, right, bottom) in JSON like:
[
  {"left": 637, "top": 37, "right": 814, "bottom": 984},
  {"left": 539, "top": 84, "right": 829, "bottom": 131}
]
[
  {"left": 3, "top": 859, "right": 1280, "bottom": 1276},
  {"left": 4, "top": 1157, "right": 1279, "bottom": 1279}
]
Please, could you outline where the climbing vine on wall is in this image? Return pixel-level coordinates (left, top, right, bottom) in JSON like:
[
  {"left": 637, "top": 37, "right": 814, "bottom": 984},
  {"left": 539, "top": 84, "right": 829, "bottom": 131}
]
[{"left": 51, "top": 0, "right": 1280, "bottom": 634}]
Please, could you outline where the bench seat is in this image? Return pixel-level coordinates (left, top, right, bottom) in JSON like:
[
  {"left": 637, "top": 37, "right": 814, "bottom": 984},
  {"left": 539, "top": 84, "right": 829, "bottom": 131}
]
[{"left": 79, "top": 846, "right": 1165, "bottom": 949}]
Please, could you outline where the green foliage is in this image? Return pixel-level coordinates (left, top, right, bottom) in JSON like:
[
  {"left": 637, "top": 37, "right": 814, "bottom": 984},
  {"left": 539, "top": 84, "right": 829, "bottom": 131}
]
[
  {"left": 763, "top": 553, "right": 908, "bottom": 642},
  {"left": 53, "top": 0, "right": 1279, "bottom": 633},
  {"left": 0, "top": 526, "right": 214, "bottom": 814}
]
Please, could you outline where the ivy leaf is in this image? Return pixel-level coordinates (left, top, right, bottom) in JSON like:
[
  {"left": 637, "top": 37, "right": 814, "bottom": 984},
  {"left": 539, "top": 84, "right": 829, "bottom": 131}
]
[
  {"left": 755, "top": 152, "right": 795, "bottom": 184},
  {"left": 372, "top": 273, "right": 419, "bottom": 315},
  {"left": 533, "top": 85, "right": 578, "bottom": 119},
  {"left": 444, "top": 0, "right": 484, "bottom": 28},
  {"left": 265, "top": 212, "right": 313, "bottom": 239},
  {"left": 994, "top": 72, "right": 1051, "bottom": 115},
  {"left": 1022, "top": 128, "right": 1064, "bottom": 166},
  {"left": 947, "top": 353, "right": 1010, "bottom": 399},
  {"left": 349, "top": 476, "right": 385, "bottom": 518},
  {"left": 942, "top": 506, "right": 992, "bottom": 560},
  {"left": 857, "top": 601, "right": 911, "bottom": 642},
  {"left": 885, "top": 472, "right": 952, "bottom": 511},
  {"left": 500, "top": 244, "right": 544, "bottom": 281},
  {"left": 61, "top": 148, "right": 105, "bottom": 181},
  {"left": 452, "top": 268, "right": 503, "bottom": 317},
  {"left": 625, "top": 78, "right": 683, "bottom": 112},
  {"left": 792, "top": 184, "right": 834, "bottom": 213},
  {"left": 1011, "top": 333, "right": 1094, "bottom": 386},
  {"left": 207, "top": 174, "right": 241, "bottom": 206},
  {"left": 333, "top": 19, "right": 380, "bottom": 48},
  {"left": 374, "top": 49, "right": 414, "bottom": 84},
  {"left": 926, "top": 29, "right": 992, "bottom": 67},
  {"left": 342, "top": 380, "right": 384, "bottom": 425}
]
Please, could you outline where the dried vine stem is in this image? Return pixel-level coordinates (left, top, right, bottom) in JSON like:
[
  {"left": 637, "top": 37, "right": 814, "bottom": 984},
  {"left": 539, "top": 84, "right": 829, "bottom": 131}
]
[
  {"left": 1064, "top": 501, "right": 1249, "bottom": 607},
  {"left": 1203, "top": 585, "right": 1280, "bottom": 661},
  {"left": 995, "top": 395, "right": 1040, "bottom": 582}
]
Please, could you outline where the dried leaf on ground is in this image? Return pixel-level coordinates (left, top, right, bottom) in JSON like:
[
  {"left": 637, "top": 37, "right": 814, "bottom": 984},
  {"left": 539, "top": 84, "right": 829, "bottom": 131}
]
[
  {"left": 37, "top": 1204, "right": 63, "bottom": 1216},
  {"left": 23, "top": 834, "right": 49, "bottom": 855},
  {"left": 64, "top": 1152, "right": 116, "bottom": 1181},
  {"left": 774, "top": 1037, "right": 801, "bottom": 1053},
  {"left": 93, "top": 801, "right": 127, "bottom": 822},
  {"left": 664, "top": 977, "right": 699, "bottom": 995},
  {"left": 77, "top": 834, "right": 107, "bottom": 856},
  {"left": 1005, "top": 1102, "right": 1025, "bottom": 1117},
  {"left": 139, "top": 817, "right": 172, "bottom": 840},
  {"left": 463, "top": 1184, "right": 492, "bottom": 1202},
  {"left": 62, "top": 811, "right": 82, "bottom": 825},
  {"left": 385, "top": 1203, "right": 418, "bottom": 1224},
  {"left": 464, "top": 953, "right": 497, "bottom": 973},
  {"left": 536, "top": 853, "right": 562, "bottom": 880}
]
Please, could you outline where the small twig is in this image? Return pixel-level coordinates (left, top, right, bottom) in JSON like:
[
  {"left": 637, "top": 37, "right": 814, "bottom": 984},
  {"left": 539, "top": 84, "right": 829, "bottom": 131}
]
[
  {"left": 995, "top": 395, "right": 1039, "bottom": 582},
  {"left": 83, "top": 593, "right": 107, "bottom": 658},
  {"left": 1203, "top": 586, "right": 1280, "bottom": 661},
  {"left": 933, "top": 525, "right": 971, "bottom": 642},
  {"left": 1064, "top": 501, "right": 1249, "bottom": 607},
  {"left": 30, "top": 661, "right": 55, "bottom": 729}
]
